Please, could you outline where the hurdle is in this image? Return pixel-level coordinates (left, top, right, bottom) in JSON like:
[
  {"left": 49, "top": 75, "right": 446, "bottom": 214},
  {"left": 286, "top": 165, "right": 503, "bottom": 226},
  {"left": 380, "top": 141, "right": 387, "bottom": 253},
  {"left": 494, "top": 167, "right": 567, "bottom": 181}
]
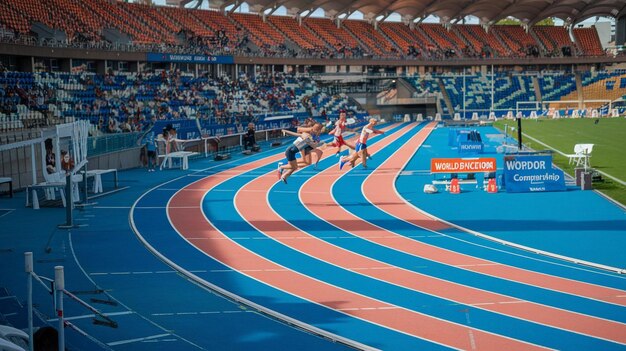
[{"left": 24, "top": 252, "right": 117, "bottom": 351}]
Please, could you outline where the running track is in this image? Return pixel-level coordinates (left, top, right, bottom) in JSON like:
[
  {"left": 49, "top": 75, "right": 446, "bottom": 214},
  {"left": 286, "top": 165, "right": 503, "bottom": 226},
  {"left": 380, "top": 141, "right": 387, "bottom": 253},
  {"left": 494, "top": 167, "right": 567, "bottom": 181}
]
[{"left": 131, "top": 122, "right": 626, "bottom": 350}]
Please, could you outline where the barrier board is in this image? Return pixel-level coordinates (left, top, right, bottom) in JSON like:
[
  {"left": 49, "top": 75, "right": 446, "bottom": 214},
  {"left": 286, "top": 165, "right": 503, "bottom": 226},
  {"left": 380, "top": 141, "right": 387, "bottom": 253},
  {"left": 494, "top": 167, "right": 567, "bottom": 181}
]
[{"left": 503, "top": 154, "right": 566, "bottom": 192}]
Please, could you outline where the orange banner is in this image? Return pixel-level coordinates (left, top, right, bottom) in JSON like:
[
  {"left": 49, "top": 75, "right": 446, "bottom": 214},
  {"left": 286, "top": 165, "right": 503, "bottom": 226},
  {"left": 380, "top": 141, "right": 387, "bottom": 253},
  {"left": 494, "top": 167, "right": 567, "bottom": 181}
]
[{"left": 430, "top": 158, "right": 497, "bottom": 173}]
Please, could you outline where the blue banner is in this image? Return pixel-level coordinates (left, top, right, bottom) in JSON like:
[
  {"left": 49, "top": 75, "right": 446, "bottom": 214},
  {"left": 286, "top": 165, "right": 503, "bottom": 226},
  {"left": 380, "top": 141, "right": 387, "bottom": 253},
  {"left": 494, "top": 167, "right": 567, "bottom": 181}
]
[
  {"left": 198, "top": 123, "right": 240, "bottom": 137},
  {"left": 198, "top": 120, "right": 293, "bottom": 137},
  {"left": 449, "top": 129, "right": 470, "bottom": 146},
  {"left": 146, "top": 53, "right": 234, "bottom": 64},
  {"left": 152, "top": 119, "right": 201, "bottom": 140},
  {"left": 458, "top": 141, "right": 483, "bottom": 155},
  {"left": 504, "top": 155, "right": 566, "bottom": 193},
  {"left": 450, "top": 129, "right": 483, "bottom": 154}
]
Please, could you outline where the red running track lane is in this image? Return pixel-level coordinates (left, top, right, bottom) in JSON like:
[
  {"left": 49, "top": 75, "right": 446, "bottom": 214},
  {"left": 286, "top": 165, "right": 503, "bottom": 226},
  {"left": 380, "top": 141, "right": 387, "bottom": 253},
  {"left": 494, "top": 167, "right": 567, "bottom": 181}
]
[
  {"left": 231, "top": 123, "right": 626, "bottom": 345},
  {"left": 358, "top": 122, "right": 626, "bottom": 308},
  {"left": 169, "top": 124, "right": 547, "bottom": 351}
]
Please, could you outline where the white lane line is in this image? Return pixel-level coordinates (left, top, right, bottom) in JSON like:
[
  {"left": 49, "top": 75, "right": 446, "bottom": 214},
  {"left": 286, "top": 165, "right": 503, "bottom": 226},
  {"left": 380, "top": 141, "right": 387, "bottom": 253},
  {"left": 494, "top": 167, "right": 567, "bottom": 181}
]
[
  {"left": 94, "top": 206, "right": 132, "bottom": 209},
  {"left": 91, "top": 270, "right": 207, "bottom": 276},
  {"left": 107, "top": 333, "right": 171, "bottom": 346},
  {"left": 336, "top": 307, "right": 401, "bottom": 311},
  {"left": 49, "top": 311, "right": 134, "bottom": 322}
]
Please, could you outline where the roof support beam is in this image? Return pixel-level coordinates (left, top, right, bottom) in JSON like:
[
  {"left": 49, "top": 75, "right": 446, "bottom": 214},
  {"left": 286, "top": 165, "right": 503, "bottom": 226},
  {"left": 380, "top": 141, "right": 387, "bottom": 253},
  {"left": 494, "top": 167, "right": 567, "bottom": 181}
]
[
  {"left": 491, "top": 0, "right": 525, "bottom": 25},
  {"left": 618, "top": 3, "right": 626, "bottom": 18},
  {"left": 528, "top": 0, "right": 558, "bottom": 27},
  {"left": 298, "top": 8, "right": 317, "bottom": 20},
  {"left": 260, "top": 1, "right": 282, "bottom": 13},
  {"left": 570, "top": 0, "right": 604, "bottom": 26},
  {"left": 415, "top": 0, "right": 439, "bottom": 24},
  {"left": 231, "top": 2, "right": 241, "bottom": 13}
]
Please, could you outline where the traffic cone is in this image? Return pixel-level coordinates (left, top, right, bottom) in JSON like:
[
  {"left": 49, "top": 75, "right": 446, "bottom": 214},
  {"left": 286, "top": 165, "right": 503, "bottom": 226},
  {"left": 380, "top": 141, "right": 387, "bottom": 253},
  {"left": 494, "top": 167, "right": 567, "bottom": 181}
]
[
  {"left": 487, "top": 178, "right": 498, "bottom": 193},
  {"left": 449, "top": 178, "right": 460, "bottom": 194}
]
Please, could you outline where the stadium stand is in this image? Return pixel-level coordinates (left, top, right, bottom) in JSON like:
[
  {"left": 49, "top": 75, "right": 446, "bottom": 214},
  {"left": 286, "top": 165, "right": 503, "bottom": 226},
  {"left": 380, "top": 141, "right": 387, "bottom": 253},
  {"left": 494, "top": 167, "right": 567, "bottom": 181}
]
[
  {"left": 303, "top": 18, "right": 365, "bottom": 58},
  {"left": 231, "top": 13, "right": 286, "bottom": 52},
  {"left": 269, "top": 16, "right": 327, "bottom": 54},
  {"left": 420, "top": 24, "right": 464, "bottom": 58},
  {"left": 342, "top": 20, "right": 398, "bottom": 58},
  {"left": 533, "top": 26, "right": 575, "bottom": 57},
  {"left": 573, "top": 27, "right": 605, "bottom": 56},
  {"left": 491, "top": 25, "right": 540, "bottom": 57},
  {"left": 0, "top": 69, "right": 364, "bottom": 133},
  {"left": 456, "top": 25, "right": 508, "bottom": 58},
  {"left": 0, "top": 0, "right": 608, "bottom": 60}
]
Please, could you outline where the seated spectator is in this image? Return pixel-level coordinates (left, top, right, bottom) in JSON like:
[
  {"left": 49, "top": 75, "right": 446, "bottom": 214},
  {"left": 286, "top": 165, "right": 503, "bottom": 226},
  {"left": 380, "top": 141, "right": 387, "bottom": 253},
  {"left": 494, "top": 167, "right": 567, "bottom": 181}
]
[
  {"left": 242, "top": 122, "right": 258, "bottom": 151},
  {"left": 45, "top": 138, "right": 56, "bottom": 174}
]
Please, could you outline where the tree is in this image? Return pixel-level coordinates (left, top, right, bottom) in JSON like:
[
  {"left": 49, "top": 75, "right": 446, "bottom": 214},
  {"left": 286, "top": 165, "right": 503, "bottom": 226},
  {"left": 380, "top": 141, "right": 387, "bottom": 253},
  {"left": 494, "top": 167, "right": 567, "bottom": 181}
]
[
  {"left": 535, "top": 18, "right": 556, "bottom": 26},
  {"left": 497, "top": 18, "right": 521, "bottom": 25}
]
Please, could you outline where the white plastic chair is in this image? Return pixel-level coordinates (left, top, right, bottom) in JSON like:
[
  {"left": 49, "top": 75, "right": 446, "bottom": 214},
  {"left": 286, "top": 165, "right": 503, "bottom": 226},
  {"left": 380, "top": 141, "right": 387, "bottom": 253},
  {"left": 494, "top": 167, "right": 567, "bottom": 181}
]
[{"left": 566, "top": 143, "right": 593, "bottom": 168}]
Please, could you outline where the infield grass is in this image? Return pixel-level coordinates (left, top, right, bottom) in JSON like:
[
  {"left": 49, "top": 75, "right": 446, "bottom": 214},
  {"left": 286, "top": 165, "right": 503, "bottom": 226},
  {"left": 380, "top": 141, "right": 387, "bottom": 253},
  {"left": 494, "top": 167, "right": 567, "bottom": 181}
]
[{"left": 494, "top": 117, "right": 626, "bottom": 206}]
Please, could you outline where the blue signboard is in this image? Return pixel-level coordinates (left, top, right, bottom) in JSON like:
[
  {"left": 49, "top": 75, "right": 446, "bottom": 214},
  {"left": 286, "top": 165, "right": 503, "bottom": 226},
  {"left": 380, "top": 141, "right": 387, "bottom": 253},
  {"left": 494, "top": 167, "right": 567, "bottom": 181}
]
[
  {"left": 198, "top": 120, "right": 293, "bottom": 137},
  {"left": 449, "top": 129, "right": 470, "bottom": 146},
  {"left": 152, "top": 119, "right": 201, "bottom": 140},
  {"left": 458, "top": 141, "right": 483, "bottom": 155},
  {"left": 504, "top": 155, "right": 566, "bottom": 193},
  {"left": 146, "top": 53, "right": 234, "bottom": 64},
  {"left": 197, "top": 122, "right": 240, "bottom": 137},
  {"left": 450, "top": 129, "right": 483, "bottom": 155}
]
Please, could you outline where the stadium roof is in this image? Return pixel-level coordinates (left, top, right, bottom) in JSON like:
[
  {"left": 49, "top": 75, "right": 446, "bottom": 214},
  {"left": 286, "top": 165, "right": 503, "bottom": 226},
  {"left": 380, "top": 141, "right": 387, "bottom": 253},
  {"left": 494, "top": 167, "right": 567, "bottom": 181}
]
[{"left": 205, "top": 0, "right": 626, "bottom": 26}]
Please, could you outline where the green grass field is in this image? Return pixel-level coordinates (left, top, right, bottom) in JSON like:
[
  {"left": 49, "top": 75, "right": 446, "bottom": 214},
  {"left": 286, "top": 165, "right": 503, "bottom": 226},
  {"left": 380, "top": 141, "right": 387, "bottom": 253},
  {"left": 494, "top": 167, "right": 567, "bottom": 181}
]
[{"left": 493, "top": 118, "right": 626, "bottom": 206}]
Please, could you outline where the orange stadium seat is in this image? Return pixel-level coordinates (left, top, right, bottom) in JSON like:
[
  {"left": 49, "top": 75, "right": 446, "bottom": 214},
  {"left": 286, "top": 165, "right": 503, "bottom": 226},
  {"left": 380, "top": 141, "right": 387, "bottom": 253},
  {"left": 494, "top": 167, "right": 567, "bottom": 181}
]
[
  {"left": 492, "top": 26, "right": 538, "bottom": 57},
  {"left": 342, "top": 20, "right": 397, "bottom": 58},
  {"left": 534, "top": 26, "right": 574, "bottom": 56},
  {"left": 455, "top": 25, "right": 484, "bottom": 55},
  {"left": 304, "top": 18, "right": 363, "bottom": 56},
  {"left": 231, "top": 13, "right": 286, "bottom": 48},
  {"left": 0, "top": 0, "right": 608, "bottom": 61},
  {"left": 379, "top": 23, "right": 416, "bottom": 56},
  {"left": 269, "top": 16, "right": 326, "bottom": 50},
  {"left": 0, "top": 2, "right": 31, "bottom": 34},
  {"left": 161, "top": 7, "right": 214, "bottom": 38},
  {"left": 461, "top": 25, "right": 508, "bottom": 57},
  {"left": 420, "top": 24, "right": 464, "bottom": 56},
  {"left": 573, "top": 27, "right": 604, "bottom": 56},
  {"left": 192, "top": 9, "right": 241, "bottom": 46}
]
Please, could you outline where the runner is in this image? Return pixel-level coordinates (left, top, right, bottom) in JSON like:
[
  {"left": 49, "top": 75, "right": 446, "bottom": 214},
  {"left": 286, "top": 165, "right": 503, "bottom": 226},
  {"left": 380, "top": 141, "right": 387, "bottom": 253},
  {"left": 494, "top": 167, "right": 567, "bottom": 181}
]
[
  {"left": 282, "top": 125, "right": 324, "bottom": 169},
  {"left": 327, "top": 110, "right": 356, "bottom": 156},
  {"left": 339, "top": 118, "right": 383, "bottom": 170},
  {"left": 277, "top": 123, "right": 324, "bottom": 184}
]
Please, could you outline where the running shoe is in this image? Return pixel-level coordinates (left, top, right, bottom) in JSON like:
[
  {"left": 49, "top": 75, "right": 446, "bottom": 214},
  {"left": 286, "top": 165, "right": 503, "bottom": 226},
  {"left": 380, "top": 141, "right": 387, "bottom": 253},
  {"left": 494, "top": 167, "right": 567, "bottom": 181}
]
[
  {"left": 281, "top": 176, "right": 287, "bottom": 184},
  {"left": 277, "top": 162, "right": 283, "bottom": 179},
  {"left": 339, "top": 157, "right": 348, "bottom": 170}
]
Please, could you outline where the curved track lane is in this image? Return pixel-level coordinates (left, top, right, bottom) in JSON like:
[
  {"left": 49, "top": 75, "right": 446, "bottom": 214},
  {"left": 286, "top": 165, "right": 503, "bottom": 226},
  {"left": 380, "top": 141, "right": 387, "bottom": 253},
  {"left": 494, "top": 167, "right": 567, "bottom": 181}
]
[
  {"left": 166, "top": 124, "right": 549, "bottom": 350},
  {"left": 132, "top": 122, "right": 626, "bottom": 350}
]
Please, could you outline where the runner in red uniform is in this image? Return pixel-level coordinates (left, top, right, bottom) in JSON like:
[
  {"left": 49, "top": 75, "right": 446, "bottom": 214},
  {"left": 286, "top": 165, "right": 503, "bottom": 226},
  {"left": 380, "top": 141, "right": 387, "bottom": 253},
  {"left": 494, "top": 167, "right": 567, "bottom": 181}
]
[{"left": 327, "top": 110, "right": 355, "bottom": 156}]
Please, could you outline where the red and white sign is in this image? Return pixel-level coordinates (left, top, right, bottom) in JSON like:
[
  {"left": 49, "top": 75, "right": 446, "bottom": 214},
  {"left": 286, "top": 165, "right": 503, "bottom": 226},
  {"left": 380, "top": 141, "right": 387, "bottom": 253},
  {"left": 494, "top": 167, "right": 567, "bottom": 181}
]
[{"left": 430, "top": 158, "right": 497, "bottom": 173}]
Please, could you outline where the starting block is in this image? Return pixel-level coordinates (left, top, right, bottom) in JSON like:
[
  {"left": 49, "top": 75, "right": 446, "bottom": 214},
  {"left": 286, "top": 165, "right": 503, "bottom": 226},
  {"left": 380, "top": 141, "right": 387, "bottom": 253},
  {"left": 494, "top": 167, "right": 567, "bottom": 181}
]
[{"left": 214, "top": 153, "right": 231, "bottom": 161}]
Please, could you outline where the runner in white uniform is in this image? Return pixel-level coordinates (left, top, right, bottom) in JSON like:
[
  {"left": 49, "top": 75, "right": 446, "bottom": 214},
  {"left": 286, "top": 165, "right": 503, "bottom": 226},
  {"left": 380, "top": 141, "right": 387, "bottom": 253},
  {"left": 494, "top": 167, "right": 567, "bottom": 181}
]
[
  {"left": 340, "top": 118, "right": 383, "bottom": 170},
  {"left": 277, "top": 123, "right": 323, "bottom": 183}
]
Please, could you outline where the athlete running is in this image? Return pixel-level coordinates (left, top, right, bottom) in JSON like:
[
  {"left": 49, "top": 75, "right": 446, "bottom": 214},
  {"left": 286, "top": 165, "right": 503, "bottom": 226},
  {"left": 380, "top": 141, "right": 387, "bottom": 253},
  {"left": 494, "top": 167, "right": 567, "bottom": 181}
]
[
  {"left": 327, "top": 110, "right": 355, "bottom": 156},
  {"left": 339, "top": 118, "right": 383, "bottom": 170},
  {"left": 277, "top": 123, "right": 324, "bottom": 183}
]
